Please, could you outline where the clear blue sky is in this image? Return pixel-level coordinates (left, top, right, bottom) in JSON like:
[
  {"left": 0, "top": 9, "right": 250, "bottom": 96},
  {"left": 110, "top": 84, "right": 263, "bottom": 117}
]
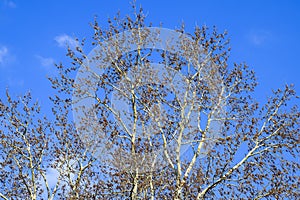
[{"left": 0, "top": 0, "right": 300, "bottom": 106}]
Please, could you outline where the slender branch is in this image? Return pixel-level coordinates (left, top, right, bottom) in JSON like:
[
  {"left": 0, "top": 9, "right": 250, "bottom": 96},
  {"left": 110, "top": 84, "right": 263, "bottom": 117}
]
[
  {"left": 0, "top": 192, "right": 8, "bottom": 200},
  {"left": 196, "top": 142, "right": 260, "bottom": 199}
]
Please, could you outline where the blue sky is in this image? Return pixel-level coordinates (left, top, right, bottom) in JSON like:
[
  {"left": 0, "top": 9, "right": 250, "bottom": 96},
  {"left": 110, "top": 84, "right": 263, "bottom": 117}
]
[{"left": 0, "top": 0, "right": 300, "bottom": 107}]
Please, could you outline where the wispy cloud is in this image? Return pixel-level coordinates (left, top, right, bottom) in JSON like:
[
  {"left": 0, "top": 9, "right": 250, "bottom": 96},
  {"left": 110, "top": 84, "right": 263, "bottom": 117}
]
[
  {"left": 36, "top": 55, "right": 55, "bottom": 67},
  {"left": 0, "top": 46, "right": 8, "bottom": 64},
  {"left": 3, "top": 0, "right": 16, "bottom": 8},
  {"left": 45, "top": 168, "right": 59, "bottom": 188},
  {"left": 35, "top": 55, "right": 57, "bottom": 75},
  {"left": 247, "top": 30, "right": 272, "bottom": 46},
  {"left": 54, "top": 34, "right": 78, "bottom": 49},
  {"left": 7, "top": 77, "right": 24, "bottom": 87},
  {"left": 0, "top": 45, "right": 16, "bottom": 67}
]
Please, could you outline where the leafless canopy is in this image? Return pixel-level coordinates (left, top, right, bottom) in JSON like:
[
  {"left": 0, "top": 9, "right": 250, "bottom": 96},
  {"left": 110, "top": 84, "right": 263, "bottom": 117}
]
[{"left": 0, "top": 4, "right": 299, "bottom": 200}]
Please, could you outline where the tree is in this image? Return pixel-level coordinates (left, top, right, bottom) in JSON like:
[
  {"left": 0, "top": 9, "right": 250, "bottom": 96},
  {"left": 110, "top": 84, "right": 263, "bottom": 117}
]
[{"left": 0, "top": 4, "right": 299, "bottom": 200}]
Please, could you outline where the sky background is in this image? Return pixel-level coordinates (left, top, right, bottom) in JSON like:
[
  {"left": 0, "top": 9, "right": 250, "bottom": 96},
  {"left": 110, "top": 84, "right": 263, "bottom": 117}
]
[{"left": 0, "top": 0, "right": 300, "bottom": 108}]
